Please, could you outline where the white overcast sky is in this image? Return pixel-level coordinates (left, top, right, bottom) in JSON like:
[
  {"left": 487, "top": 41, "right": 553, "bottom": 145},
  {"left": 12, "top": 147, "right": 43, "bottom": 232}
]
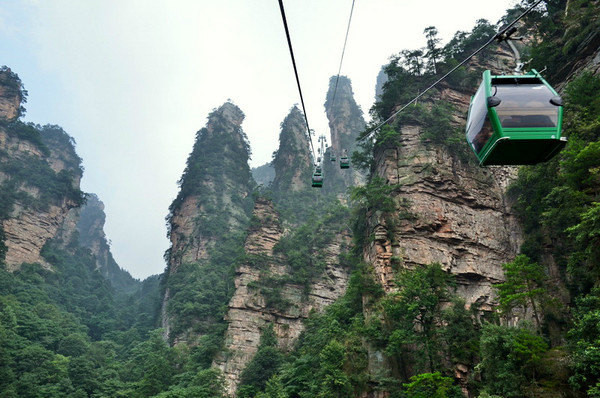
[{"left": 1, "top": 0, "right": 517, "bottom": 279}]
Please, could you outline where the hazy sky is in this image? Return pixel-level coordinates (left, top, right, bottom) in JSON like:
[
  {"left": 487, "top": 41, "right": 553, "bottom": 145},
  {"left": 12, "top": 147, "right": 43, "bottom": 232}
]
[{"left": 1, "top": 0, "right": 517, "bottom": 279}]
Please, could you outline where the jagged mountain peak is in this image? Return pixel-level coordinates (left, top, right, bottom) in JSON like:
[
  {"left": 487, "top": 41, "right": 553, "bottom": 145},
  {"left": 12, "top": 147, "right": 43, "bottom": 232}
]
[
  {"left": 270, "top": 105, "right": 312, "bottom": 192},
  {"left": 322, "top": 75, "right": 366, "bottom": 191},
  {"left": 0, "top": 67, "right": 24, "bottom": 121},
  {"left": 208, "top": 101, "right": 245, "bottom": 129}
]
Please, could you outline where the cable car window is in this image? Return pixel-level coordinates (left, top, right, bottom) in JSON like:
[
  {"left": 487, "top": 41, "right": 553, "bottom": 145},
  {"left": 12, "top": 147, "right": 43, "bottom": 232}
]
[
  {"left": 466, "top": 82, "right": 493, "bottom": 153},
  {"left": 494, "top": 84, "right": 558, "bottom": 128}
]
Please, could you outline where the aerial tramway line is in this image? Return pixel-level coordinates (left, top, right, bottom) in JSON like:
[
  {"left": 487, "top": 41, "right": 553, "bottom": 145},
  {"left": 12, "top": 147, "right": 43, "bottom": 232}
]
[
  {"left": 278, "top": 0, "right": 354, "bottom": 188},
  {"left": 280, "top": 0, "right": 563, "bottom": 174}
]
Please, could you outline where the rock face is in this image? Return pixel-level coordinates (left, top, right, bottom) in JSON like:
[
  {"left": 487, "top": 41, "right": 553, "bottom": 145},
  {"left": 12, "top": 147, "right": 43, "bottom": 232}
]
[
  {"left": 367, "top": 125, "right": 521, "bottom": 309},
  {"left": 0, "top": 71, "right": 83, "bottom": 271},
  {"left": 365, "top": 47, "right": 524, "bottom": 308},
  {"left": 0, "top": 68, "right": 22, "bottom": 121},
  {"left": 270, "top": 106, "right": 313, "bottom": 192},
  {"left": 166, "top": 102, "right": 252, "bottom": 273},
  {"left": 75, "top": 194, "right": 138, "bottom": 291},
  {"left": 323, "top": 76, "right": 366, "bottom": 191},
  {"left": 161, "top": 102, "right": 254, "bottom": 343},
  {"left": 214, "top": 198, "right": 350, "bottom": 395},
  {"left": 2, "top": 203, "right": 75, "bottom": 271}
]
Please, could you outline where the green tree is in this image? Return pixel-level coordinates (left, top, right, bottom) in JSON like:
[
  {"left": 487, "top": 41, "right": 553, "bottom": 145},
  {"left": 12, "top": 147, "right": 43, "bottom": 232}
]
[
  {"left": 238, "top": 324, "right": 284, "bottom": 397},
  {"left": 568, "top": 289, "right": 600, "bottom": 396},
  {"left": 478, "top": 323, "right": 548, "bottom": 397},
  {"left": 383, "top": 263, "right": 454, "bottom": 375},
  {"left": 424, "top": 26, "right": 441, "bottom": 74},
  {"left": 402, "top": 372, "right": 463, "bottom": 398},
  {"left": 317, "top": 340, "right": 352, "bottom": 398},
  {"left": 495, "top": 255, "right": 547, "bottom": 331}
]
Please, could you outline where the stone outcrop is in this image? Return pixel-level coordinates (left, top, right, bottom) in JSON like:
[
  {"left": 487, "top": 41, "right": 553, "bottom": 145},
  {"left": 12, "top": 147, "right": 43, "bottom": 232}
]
[
  {"left": 365, "top": 47, "right": 524, "bottom": 308},
  {"left": 214, "top": 198, "right": 350, "bottom": 395},
  {"left": 166, "top": 102, "right": 252, "bottom": 273},
  {"left": 2, "top": 202, "right": 75, "bottom": 271},
  {"left": 161, "top": 102, "right": 254, "bottom": 342},
  {"left": 74, "top": 194, "right": 138, "bottom": 291},
  {"left": 367, "top": 124, "right": 521, "bottom": 309},
  {"left": 323, "top": 75, "right": 366, "bottom": 192},
  {"left": 270, "top": 106, "right": 313, "bottom": 192},
  {"left": 0, "top": 71, "right": 83, "bottom": 271},
  {"left": 0, "top": 68, "right": 22, "bottom": 121}
]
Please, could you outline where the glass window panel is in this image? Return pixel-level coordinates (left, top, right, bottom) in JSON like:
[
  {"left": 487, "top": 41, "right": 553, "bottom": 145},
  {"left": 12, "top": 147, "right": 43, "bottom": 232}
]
[
  {"left": 494, "top": 84, "right": 558, "bottom": 128},
  {"left": 467, "top": 82, "right": 493, "bottom": 153}
]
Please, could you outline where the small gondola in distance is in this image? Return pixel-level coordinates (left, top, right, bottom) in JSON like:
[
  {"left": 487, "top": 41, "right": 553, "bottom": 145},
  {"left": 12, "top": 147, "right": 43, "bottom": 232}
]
[
  {"left": 311, "top": 172, "right": 323, "bottom": 188},
  {"left": 465, "top": 69, "right": 566, "bottom": 166},
  {"left": 339, "top": 156, "right": 350, "bottom": 169}
]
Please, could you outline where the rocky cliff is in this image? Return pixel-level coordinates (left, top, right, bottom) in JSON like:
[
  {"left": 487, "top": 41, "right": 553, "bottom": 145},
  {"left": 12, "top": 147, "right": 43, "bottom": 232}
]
[
  {"left": 323, "top": 75, "right": 366, "bottom": 192},
  {"left": 74, "top": 193, "right": 139, "bottom": 291},
  {"left": 270, "top": 106, "right": 313, "bottom": 193},
  {"left": 366, "top": 43, "right": 525, "bottom": 307},
  {"left": 214, "top": 198, "right": 350, "bottom": 395},
  {"left": 0, "top": 69, "right": 84, "bottom": 271},
  {"left": 161, "top": 101, "right": 254, "bottom": 344}
]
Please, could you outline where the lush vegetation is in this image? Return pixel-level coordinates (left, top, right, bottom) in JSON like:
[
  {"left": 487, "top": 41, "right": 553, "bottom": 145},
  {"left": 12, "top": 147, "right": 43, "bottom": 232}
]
[{"left": 505, "top": 70, "right": 600, "bottom": 397}]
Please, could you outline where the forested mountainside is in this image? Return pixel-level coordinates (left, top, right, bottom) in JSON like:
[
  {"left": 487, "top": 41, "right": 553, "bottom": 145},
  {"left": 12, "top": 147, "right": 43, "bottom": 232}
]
[
  {"left": 1, "top": 0, "right": 599, "bottom": 397},
  {"left": 0, "top": 67, "right": 161, "bottom": 396}
]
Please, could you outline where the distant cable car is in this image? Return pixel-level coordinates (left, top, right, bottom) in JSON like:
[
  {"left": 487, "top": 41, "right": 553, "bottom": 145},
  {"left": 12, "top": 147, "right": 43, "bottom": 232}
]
[
  {"left": 340, "top": 156, "right": 350, "bottom": 169},
  {"left": 465, "top": 69, "right": 566, "bottom": 166},
  {"left": 311, "top": 173, "right": 323, "bottom": 188}
]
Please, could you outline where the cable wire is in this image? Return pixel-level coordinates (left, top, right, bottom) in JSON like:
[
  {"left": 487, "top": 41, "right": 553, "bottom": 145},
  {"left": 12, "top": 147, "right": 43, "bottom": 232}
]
[
  {"left": 362, "top": 0, "right": 544, "bottom": 139},
  {"left": 278, "top": 0, "right": 316, "bottom": 160},
  {"left": 330, "top": 0, "right": 356, "bottom": 109}
]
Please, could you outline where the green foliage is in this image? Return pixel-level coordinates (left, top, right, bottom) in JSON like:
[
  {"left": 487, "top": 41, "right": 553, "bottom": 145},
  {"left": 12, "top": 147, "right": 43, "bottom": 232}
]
[
  {"left": 270, "top": 106, "right": 313, "bottom": 194},
  {"left": 267, "top": 260, "right": 373, "bottom": 396},
  {"left": 168, "top": 104, "right": 253, "bottom": 240},
  {"left": 507, "top": 72, "right": 600, "bottom": 294},
  {"left": 246, "top": 203, "right": 351, "bottom": 312},
  {"left": 568, "top": 289, "right": 600, "bottom": 396},
  {"left": 238, "top": 325, "right": 285, "bottom": 397},
  {"left": 166, "top": 232, "right": 245, "bottom": 341},
  {"left": 495, "top": 255, "right": 548, "bottom": 331},
  {"left": 381, "top": 264, "right": 457, "bottom": 375},
  {"left": 0, "top": 66, "right": 28, "bottom": 118},
  {"left": 525, "top": 1, "right": 600, "bottom": 84},
  {"left": 362, "top": 20, "right": 498, "bottom": 167},
  {"left": 1, "top": 121, "right": 48, "bottom": 153},
  {"left": 0, "top": 124, "right": 85, "bottom": 254},
  {"left": 478, "top": 323, "right": 548, "bottom": 397},
  {"left": 402, "top": 372, "right": 463, "bottom": 398}
]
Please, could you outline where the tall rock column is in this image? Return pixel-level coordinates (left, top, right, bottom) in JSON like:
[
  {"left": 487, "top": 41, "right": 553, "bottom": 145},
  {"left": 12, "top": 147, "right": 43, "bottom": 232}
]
[
  {"left": 161, "top": 102, "right": 254, "bottom": 344},
  {"left": 323, "top": 75, "right": 366, "bottom": 191},
  {"left": 270, "top": 106, "right": 313, "bottom": 192}
]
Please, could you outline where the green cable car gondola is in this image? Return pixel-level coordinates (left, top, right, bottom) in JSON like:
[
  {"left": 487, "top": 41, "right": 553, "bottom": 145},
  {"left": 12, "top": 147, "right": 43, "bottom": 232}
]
[
  {"left": 465, "top": 69, "right": 566, "bottom": 166},
  {"left": 311, "top": 172, "right": 323, "bottom": 188},
  {"left": 340, "top": 156, "right": 350, "bottom": 169}
]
